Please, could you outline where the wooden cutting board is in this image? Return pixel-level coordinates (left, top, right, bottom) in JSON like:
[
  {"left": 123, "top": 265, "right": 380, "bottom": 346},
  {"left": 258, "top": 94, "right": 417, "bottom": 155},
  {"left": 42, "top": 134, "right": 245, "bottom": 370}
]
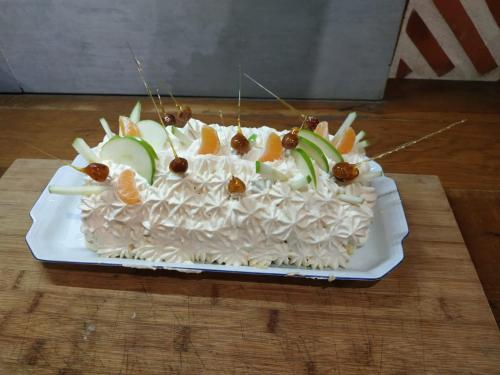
[{"left": 0, "top": 159, "right": 499, "bottom": 375}]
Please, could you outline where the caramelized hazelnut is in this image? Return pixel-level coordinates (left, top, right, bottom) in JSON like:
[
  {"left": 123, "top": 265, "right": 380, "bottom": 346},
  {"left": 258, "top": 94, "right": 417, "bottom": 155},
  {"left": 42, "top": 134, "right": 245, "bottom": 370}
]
[
  {"left": 282, "top": 132, "right": 299, "bottom": 150},
  {"left": 231, "top": 132, "right": 251, "bottom": 155},
  {"left": 305, "top": 116, "right": 320, "bottom": 131},
  {"left": 178, "top": 106, "right": 192, "bottom": 125},
  {"left": 81, "top": 163, "right": 109, "bottom": 182},
  {"left": 228, "top": 176, "right": 246, "bottom": 194},
  {"left": 332, "top": 162, "right": 359, "bottom": 182},
  {"left": 163, "top": 113, "right": 176, "bottom": 125},
  {"left": 169, "top": 157, "right": 188, "bottom": 174}
]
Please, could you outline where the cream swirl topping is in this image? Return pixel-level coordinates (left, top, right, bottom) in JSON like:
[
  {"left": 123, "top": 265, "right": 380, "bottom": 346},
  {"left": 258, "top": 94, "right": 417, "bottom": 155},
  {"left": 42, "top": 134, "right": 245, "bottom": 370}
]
[{"left": 81, "top": 119, "right": 377, "bottom": 269}]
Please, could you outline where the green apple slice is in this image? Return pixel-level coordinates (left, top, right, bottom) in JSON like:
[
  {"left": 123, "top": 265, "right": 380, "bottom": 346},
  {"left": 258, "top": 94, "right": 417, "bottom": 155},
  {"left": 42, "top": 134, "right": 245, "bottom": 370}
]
[
  {"left": 130, "top": 101, "right": 141, "bottom": 124},
  {"left": 137, "top": 138, "right": 159, "bottom": 161},
  {"left": 298, "top": 136, "right": 329, "bottom": 172},
  {"left": 99, "top": 118, "right": 115, "bottom": 138},
  {"left": 355, "top": 130, "right": 366, "bottom": 143},
  {"left": 289, "top": 175, "right": 312, "bottom": 190},
  {"left": 337, "top": 194, "right": 364, "bottom": 205},
  {"left": 136, "top": 120, "right": 167, "bottom": 153},
  {"left": 49, "top": 185, "right": 108, "bottom": 195},
  {"left": 255, "top": 161, "right": 288, "bottom": 181},
  {"left": 332, "top": 112, "right": 357, "bottom": 145},
  {"left": 291, "top": 148, "right": 317, "bottom": 188},
  {"left": 100, "top": 136, "right": 156, "bottom": 184},
  {"left": 358, "top": 140, "right": 370, "bottom": 148},
  {"left": 170, "top": 126, "right": 193, "bottom": 147},
  {"left": 298, "top": 129, "right": 343, "bottom": 163},
  {"left": 248, "top": 133, "right": 257, "bottom": 143},
  {"left": 72, "top": 138, "right": 100, "bottom": 163}
]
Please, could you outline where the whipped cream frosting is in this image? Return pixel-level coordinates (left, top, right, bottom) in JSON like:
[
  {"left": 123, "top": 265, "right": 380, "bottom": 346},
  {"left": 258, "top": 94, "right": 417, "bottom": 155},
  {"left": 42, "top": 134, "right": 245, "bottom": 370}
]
[{"left": 81, "top": 119, "right": 377, "bottom": 269}]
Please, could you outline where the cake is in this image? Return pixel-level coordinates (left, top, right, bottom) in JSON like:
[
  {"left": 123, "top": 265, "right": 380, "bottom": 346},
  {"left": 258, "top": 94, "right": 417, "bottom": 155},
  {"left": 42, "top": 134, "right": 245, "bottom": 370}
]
[{"left": 65, "top": 108, "right": 379, "bottom": 270}]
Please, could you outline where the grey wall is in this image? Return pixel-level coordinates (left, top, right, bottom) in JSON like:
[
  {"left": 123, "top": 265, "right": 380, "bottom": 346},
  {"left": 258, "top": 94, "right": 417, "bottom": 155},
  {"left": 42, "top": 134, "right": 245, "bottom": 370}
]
[
  {"left": 0, "top": 42, "right": 21, "bottom": 92},
  {"left": 0, "top": 0, "right": 405, "bottom": 99}
]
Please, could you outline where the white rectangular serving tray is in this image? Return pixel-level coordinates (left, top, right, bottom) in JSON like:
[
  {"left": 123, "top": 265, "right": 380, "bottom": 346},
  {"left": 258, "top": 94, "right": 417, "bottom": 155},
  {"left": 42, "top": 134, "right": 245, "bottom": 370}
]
[{"left": 26, "top": 161, "right": 408, "bottom": 281}]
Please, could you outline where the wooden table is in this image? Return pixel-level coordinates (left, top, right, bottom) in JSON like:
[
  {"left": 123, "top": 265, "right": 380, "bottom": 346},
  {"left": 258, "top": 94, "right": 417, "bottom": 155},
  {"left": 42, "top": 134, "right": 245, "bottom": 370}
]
[
  {"left": 2, "top": 80, "right": 500, "bottom": 325},
  {"left": 1, "top": 159, "right": 499, "bottom": 374}
]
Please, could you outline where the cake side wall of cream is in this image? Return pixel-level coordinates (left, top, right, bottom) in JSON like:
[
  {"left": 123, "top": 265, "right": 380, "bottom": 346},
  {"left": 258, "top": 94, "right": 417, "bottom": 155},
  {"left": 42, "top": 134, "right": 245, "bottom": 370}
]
[{"left": 80, "top": 119, "right": 377, "bottom": 270}]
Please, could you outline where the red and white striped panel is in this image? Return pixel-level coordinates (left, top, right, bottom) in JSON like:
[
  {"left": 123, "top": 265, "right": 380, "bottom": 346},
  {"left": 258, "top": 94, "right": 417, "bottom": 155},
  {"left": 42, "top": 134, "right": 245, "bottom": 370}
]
[{"left": 390, "top": 0, "right": 500, "bottom": 80}]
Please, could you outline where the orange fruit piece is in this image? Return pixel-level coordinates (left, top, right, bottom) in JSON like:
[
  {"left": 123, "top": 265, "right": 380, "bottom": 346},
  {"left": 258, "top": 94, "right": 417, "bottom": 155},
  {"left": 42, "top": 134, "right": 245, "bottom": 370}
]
[
  {"left": 119, "top": 116, "right": 141, "bottom": 137},
  {"left": 336, "top": 127, "right": 356, "bottom": 154},
  {"left": 314, "top": 121, "right": 329, "bottom": 138},
  {"left": 198, "top": 126, "right": 220, "bottom": 155},
  {"left": 116, "top": 169, "right": 141, "bottom": 205},
  {"left": 259, "top": 132, "right": 283, "bottom": 162}
]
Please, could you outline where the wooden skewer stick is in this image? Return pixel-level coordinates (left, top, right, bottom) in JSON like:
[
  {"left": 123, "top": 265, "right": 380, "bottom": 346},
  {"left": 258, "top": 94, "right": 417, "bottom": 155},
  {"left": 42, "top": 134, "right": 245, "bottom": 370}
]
[
  {"left": 169, "top": 91, "right": 181, "bottom": 110},
  {"left": 237, "top": 66, "right": 242, "bottom": 130},
  {"left": 243, "top": 73, "right": 305, "bottom": 122},
  {"left": 23, "top": 142, "right": 81, "bottom": 172},
  {"left": 359, "top": 119, "right": 467, "bottom": 165},
  {"left": 127, "top": 43, "right": 178, "bottom": 157},
  {"left": 156, "top": 89, "right": 166, "bottom": 115},
  {"left": 219, "top": 110, "right": 225, "bottom": 126}
]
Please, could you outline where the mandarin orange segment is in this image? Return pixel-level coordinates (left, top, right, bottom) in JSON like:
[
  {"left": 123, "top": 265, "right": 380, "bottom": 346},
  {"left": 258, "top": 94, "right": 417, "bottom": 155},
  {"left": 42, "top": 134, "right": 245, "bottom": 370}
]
[
  {"left": 314, "top": 121, "right": 329, "bottom": 138},
  {"left": 258, "top": 132, "right": 283, "bottom": 162},
  {"left": 336, "top": 127, "right": 356, "bottom": 154},
  {"left": 117, "top": 169, "right": 141, "bottom": 205},
  {"left": 198, "top": 126, "right": 220, "bottom": 155},
  {"left": 119, "top": 116, "right": 141, "bottom": 137}
]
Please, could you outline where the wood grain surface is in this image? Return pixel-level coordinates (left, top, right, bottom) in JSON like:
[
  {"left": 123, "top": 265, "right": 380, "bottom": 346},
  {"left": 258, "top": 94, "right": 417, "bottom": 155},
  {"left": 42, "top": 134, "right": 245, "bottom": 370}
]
[
  {"left": 0, "top": 159, "right": 499, "bottom": 374},
  {"left": 447, "top": 190, "right": 500, "bottom": 326},
  {"left": 1, "top": 79, "right": 499, "bottom": 327}
]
